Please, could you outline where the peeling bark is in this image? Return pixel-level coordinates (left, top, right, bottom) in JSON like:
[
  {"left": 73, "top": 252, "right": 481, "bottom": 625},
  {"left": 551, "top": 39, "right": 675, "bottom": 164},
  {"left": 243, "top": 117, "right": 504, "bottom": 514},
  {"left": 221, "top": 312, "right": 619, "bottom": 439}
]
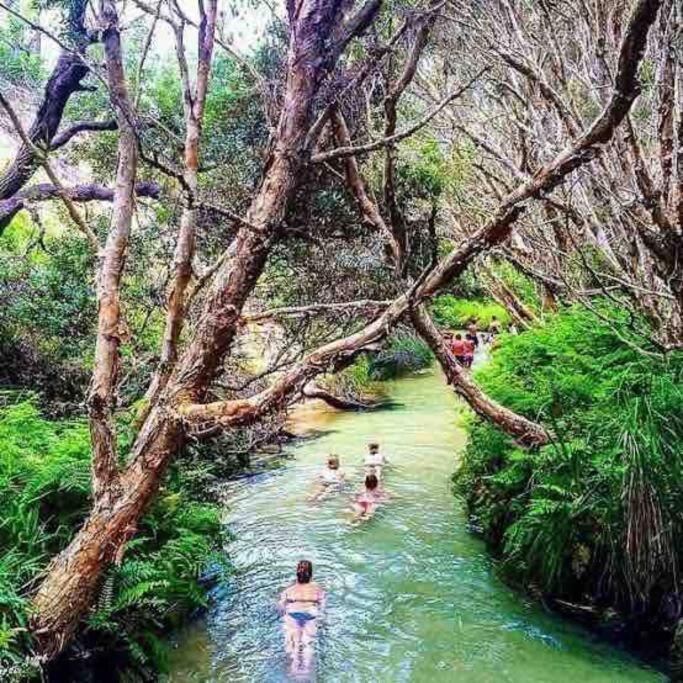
[
  {"left": 146, "top": 0, "right": 219, "bottom": 405},
  {"left": 87, "top": 0, "right": 139, "bottom": 501}
]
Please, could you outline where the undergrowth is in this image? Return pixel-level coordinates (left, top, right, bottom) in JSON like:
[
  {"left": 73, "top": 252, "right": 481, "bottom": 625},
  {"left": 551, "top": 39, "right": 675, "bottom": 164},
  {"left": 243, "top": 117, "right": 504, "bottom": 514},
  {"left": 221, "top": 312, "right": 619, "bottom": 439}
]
[
  {"left": 454, "top": 306, "right": 683, "bottom": 657},
  {"left": 431, "top": 295, "right": 509, "bottom": 329},
  {"left": 0, "top": 396, "right": 228, "bottom": 681}
]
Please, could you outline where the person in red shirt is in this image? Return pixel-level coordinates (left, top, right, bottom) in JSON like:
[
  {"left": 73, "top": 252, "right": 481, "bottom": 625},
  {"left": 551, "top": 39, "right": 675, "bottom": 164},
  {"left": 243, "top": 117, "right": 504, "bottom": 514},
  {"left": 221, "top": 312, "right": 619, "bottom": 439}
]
[{"left": 451, "top": 333, "right": 468, "bottom": 365}]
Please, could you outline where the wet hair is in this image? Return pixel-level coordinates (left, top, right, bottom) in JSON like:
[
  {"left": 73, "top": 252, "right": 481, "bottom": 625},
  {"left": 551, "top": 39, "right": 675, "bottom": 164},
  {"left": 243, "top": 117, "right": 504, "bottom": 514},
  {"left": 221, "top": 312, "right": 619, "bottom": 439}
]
[
  {"left": 327, "top": 455, "right": 339, "bottom": 469},
  {"left": 296, "top": 560, "right": 313, "bottom": 584},
  {"left": 365, "top": 474, "right": 379, "bottom": 490},
  {"left": 368, "top": 443, "right": 379, "bottom": 452},
  {"left": 455, "top": 333, "right": 462, "bottom": 340}
]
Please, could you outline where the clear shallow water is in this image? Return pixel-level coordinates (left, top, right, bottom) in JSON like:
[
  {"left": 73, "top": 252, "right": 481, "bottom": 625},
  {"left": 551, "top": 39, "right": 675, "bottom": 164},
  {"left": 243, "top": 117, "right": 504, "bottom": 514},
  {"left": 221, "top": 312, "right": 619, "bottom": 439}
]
[{"left": 167, "top": 370, "right": 663, "bottom": 682}]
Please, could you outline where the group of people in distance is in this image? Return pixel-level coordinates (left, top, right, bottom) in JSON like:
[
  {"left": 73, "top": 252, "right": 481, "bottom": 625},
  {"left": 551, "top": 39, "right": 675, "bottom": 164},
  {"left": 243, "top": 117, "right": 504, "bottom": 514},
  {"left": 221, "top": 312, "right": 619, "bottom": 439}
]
[
  {"left": 446, "top": 315, "right": 505, "bottom": 368},
  {"left": 277, "top": 443, "right": 391, "bottom": 675}
]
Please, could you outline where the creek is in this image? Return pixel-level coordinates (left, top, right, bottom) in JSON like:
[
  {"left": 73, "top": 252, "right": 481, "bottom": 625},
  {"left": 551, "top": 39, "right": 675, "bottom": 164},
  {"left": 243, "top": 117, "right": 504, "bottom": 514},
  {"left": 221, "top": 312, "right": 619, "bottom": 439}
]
[{"left": 167, "top": 370, "right": 663, "bottom": 682}]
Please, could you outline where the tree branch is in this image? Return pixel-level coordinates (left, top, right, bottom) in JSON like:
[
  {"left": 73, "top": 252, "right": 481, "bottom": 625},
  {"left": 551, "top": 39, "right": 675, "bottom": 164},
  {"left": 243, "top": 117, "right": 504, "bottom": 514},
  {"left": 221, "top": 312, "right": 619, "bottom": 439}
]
[
  {"left": 87, "top": 0, "right": 140, "bottom": 501},
  {"left": 50, "top": 119, "right": 117, "bottom": 150},
  {"left": 0, "top": 92, "right": 100, "bottom": 249},
  {"left": 0, "top": 181, "right": 160, "bottom": 233},
  {"left": 410, "top": 303, "right": 548, "bottom": 447},
  {"left": 311, "top": 68, "right": 488, "bottom": 164},
  {"left": 241, "top": 299, "right": 392, "bottom": 323}
]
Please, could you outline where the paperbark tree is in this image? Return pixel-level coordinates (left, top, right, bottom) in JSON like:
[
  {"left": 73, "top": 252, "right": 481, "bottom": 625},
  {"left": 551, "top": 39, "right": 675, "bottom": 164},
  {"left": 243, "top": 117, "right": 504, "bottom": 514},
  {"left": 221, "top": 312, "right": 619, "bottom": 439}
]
[{"left": 29, "top": 0, "right": 382, "bottom": 658}]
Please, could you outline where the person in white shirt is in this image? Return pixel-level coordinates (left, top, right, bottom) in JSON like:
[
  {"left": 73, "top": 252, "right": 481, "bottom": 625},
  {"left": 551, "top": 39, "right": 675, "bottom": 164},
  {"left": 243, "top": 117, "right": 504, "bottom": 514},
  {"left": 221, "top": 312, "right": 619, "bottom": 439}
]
[
  {"left": 309, "top": 455, "right": 346, "bottom": 501},
  {"left": 363, "top": 442, "right": 388, "bottom": 480}
]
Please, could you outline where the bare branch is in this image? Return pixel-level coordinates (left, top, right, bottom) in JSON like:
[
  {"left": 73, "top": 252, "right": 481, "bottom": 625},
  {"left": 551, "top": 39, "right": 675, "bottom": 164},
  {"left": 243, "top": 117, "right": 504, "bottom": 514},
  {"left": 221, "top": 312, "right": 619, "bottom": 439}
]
[
  {"left": 311, "top": 68, "right": 488, "bottom": 163},
  {"left": 50, "top": 120, "right": 117, "bottom": 150},
  {"left": 0, "top": 91, "right": 100, "bottom": 249},
  {"left": 0, "top": 181, "right": 160, "bottom": 232},
  {"left": 242, "top": 299, "right": 392, "bottom": 323}
]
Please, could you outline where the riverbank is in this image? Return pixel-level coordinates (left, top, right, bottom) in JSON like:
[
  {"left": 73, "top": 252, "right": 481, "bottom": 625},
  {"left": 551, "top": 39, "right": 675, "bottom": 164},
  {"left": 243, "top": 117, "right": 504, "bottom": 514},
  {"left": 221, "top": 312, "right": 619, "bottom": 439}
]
[
  {"left": 0, "top": 398, "right": 234, "bottom": 681},
  {"left": 166, "top": 370, "right": 662, "bottom": 681},
  {"left": 454, "top": 306, "right": 682, "bottom": 677}
]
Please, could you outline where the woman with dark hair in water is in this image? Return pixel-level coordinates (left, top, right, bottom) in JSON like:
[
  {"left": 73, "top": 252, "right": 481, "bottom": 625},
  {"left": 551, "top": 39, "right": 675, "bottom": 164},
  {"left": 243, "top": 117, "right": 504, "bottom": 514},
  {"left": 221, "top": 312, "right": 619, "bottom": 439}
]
[
  {"left": 278, "top": 560, "right": 326, "bottom": 675},
  {"left": 351, "top": 473, "right": 389, "bottom": 523}
]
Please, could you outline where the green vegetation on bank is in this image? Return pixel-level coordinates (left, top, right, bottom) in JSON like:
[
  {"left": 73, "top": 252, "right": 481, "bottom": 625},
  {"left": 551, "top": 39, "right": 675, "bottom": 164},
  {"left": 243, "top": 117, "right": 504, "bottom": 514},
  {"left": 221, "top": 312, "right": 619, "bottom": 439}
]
[
  {"left": 368, "top": 332, "right": 433, "bottom": 380},
  {"left": 431, "top": 295, "right": 509, "bottom": 329},
  {"left": 454, "top": 306, "right": 683, "bottom": 660},
  {"left": 0, "top": 397, "right": 228, "bottom": 679}
]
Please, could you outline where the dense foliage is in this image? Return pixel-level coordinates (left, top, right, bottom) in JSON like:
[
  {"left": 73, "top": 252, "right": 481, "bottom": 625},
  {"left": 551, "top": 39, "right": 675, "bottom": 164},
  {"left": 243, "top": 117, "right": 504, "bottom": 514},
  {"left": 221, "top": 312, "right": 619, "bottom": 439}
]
[
  {"left": 0, "top": 396, "right": 228, "bottom": 679},
  {"left": 367, "top": 331, "right": 433, "bottom": 381},
  {"left": 454, "top": 307, "right": 683, "bottom": 657},
  {"left": 431, "top": 295, "right": 509, "bottom": 329}
]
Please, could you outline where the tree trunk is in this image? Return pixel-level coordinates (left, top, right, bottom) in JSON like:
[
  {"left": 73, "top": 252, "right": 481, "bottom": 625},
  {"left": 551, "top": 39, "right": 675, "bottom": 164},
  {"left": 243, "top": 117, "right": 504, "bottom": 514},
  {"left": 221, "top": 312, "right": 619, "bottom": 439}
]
[
  {"left": 87, "top": 0, "right": 139, "bottom": 500},
  {"left": 0, "top": 0, "right": 91, "bottom": 204},
  {"left": 482, "top": 266, "right": 538, "bottom": 329},
  {"left": 30, "top": 0, "right": 353, "bottom": 658},
  {"left": 146, "top": 0, "right": 219, "bottom": 404},
  {"left": 410, "top": 304, "right": 549, "bottom": 447}
]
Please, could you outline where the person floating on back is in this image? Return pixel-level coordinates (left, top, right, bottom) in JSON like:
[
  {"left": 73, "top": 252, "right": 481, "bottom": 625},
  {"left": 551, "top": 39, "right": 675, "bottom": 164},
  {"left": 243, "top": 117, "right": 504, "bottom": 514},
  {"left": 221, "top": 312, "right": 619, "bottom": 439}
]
[
  {"left": 351, "top": 473, "right": 389, "bottom": 523},
  {"left": 278, "top": 560, "right": 326, "bottom": 676},
  {"left": 309, "top": 454, "right": 346, "bottom": 502},
  {"left": 363, "top": 442, "right": 387, "bottom": 480}
]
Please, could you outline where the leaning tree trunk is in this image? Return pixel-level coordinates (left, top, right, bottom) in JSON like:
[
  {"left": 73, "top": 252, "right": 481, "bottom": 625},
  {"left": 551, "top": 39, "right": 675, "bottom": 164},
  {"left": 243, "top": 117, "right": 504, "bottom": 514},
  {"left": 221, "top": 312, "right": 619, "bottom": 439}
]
[
  {"left": 411, "top": 304, "right": 549, "bottom": 447},
  {"left": 29, "top": 0, "right": 359, "bottom": 659}
]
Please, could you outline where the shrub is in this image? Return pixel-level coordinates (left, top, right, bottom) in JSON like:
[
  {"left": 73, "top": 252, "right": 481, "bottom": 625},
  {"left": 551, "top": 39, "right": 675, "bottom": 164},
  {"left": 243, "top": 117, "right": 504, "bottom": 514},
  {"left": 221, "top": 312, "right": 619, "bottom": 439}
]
[
  {"left": 454, "top": 306, "right": 683, "bottom": 645},
  {"left": 368, "top": 332, "right": 433, "bottom": 380},
  {"left": 431, "top": 295, "right": 509, "bottom": 329}
]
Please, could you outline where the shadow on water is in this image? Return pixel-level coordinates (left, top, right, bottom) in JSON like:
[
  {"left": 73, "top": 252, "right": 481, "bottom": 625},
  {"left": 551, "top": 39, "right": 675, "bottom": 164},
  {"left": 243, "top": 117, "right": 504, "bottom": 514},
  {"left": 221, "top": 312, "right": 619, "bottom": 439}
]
[{"left": 166, "top": 370, "right": 666, "bottom": 683}]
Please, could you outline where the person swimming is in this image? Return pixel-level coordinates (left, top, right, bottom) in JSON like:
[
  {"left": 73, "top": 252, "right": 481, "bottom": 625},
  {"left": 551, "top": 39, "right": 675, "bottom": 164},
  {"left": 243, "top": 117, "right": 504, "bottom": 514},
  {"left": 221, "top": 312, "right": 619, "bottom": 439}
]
[
  {"left": 351, "top": 473, "right": 388, "bottom": 523},
  {"left": 363, "top": 442, "right": 387, "bottom": 479},
  {"left": 309, "top": 454, "right": 346, "bottom": 502},
  {"left": 278, "top": 560, "right": 326, "bottom": 676}
]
